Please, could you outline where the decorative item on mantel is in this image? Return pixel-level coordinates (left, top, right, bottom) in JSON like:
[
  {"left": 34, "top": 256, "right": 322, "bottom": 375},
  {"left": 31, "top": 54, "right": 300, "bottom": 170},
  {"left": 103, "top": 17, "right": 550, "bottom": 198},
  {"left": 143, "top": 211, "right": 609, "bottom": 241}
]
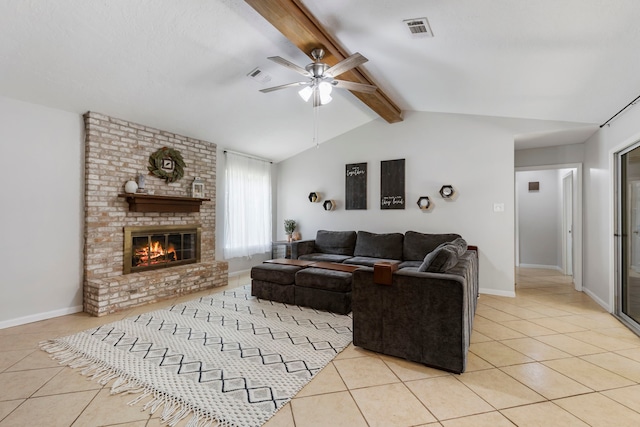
[
  {"left": 191, "top": 177, "right": 205, "bottom": 198},
  {"left": 124, "top": 179, "right": 138, "bottom": 194},
  {"left": 284, "top": 219, "right": 297, "bottom": 242},
  {"left": 136, "top": 174, "right": 147, "bottom": 194},
  {"left": 148, "top": 147, "right": 186, "bottom": 183}
]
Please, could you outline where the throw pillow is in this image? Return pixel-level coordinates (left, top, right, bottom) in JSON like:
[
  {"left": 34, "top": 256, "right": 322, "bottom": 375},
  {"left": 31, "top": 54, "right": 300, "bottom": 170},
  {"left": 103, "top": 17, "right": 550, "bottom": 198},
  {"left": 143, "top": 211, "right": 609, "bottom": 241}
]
[
  {"left": 418, "top": 243, "right": 459, "bottom": 273},
  {"left": 449, "top": 237, "right": 468, "bottom": 256}
]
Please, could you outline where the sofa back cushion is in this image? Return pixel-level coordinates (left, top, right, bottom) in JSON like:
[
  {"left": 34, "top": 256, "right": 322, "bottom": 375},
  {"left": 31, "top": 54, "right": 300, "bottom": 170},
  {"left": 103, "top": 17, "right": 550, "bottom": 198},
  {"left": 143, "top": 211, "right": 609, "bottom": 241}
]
[
  {"left": 403, "top": 231, "right": 462, "bottom": 261},
  {"left": 315, "top": 230, "right": 357, "bottom": 255},
  {"left": 354, "top": 231, "right": 404, "bottom": 260}
]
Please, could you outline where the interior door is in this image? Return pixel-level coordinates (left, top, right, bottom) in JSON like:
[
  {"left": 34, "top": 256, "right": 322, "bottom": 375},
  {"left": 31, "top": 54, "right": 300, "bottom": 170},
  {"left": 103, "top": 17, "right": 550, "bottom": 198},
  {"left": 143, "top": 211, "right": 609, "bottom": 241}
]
[{"left": 562, "top": 172, "right": 574, "bottom": 276}]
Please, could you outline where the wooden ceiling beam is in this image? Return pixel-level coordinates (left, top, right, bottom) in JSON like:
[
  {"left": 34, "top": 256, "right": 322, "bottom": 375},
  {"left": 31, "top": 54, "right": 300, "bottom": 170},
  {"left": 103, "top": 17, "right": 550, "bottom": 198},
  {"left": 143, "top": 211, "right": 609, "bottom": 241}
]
[{"left": 245, "top": 0, "right": 403, "bottom": 124}]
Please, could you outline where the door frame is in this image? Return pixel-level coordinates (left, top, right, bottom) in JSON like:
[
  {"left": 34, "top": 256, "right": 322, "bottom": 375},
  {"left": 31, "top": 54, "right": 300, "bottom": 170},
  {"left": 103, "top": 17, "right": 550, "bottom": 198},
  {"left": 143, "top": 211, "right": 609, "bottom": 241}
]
[
  {"left": 515, "top": 163, "right": 583, "bottom": 291},
  {"left": 562, "top": 171, "right": 574, "bottom": 276},
  {"left": 614, "top": 142, "right": 640, "bottom": 332}
]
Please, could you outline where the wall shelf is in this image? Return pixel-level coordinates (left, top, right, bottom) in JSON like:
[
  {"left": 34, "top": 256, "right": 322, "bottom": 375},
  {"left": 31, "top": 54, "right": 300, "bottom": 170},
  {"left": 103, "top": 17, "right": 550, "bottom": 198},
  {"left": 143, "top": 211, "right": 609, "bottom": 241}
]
[{"left": 118, "top": 194, "right": 210, "bottom": 213}]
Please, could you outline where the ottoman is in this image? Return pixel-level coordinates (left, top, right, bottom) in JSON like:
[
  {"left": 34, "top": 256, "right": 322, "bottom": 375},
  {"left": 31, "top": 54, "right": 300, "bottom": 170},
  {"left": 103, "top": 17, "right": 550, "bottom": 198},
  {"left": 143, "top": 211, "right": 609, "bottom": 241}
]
[
  {"left": 294, "top": 267, "right": 353, "bottom": 314},
  {"left": 250, "top": 263, "right": 301, "bottom": 304}
]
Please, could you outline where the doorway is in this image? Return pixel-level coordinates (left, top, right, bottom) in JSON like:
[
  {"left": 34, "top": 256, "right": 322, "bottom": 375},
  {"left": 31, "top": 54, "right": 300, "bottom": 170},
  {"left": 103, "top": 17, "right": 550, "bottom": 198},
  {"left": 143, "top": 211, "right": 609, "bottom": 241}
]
[{"left": 515, "top": 164, "right": 583, "bottom": 291}]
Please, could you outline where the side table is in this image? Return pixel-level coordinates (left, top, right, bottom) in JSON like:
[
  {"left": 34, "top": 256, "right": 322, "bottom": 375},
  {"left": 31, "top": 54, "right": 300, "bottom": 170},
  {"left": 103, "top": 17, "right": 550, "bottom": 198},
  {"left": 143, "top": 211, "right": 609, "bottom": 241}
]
[{"left": 271, "top": 241, "right": 293, "bottom": 259}]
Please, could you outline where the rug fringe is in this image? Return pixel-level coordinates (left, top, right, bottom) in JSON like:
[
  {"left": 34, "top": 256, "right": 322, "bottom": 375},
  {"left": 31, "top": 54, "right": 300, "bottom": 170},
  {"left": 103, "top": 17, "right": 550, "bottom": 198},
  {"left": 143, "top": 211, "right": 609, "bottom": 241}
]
[{"left": 39, "top": 339, "right": 230, "bottom": 427}]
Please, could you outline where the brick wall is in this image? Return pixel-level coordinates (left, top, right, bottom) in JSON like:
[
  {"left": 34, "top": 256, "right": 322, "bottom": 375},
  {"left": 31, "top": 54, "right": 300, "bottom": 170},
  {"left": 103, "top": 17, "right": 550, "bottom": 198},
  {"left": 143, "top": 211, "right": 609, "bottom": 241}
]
[{"left": 83, "top": 112, "right": 228, "bottom": 316}]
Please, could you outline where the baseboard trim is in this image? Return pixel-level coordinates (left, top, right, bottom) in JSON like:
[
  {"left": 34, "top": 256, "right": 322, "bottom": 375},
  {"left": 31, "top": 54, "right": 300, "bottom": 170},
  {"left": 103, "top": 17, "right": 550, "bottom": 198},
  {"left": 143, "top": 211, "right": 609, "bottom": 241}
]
[
  {"left": 518, "top": 264, "right": 563, "bottom": 271},
  {"left": 479, "top": 288, "right": 516, "bottom": 298},
  {"left": 583, "top": 288, "right": 611, "bottom": 312},
  {"left": 229, "top": 269, "right": 251, "bottom": 277},
  {"left": 0, "top": 305, "right": 84, "bottom": 330}
]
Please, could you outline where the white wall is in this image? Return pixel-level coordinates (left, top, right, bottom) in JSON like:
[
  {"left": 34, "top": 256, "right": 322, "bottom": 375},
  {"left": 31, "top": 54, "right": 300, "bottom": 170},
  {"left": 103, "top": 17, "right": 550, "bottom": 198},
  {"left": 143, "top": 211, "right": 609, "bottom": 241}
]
[
  {"left": 582, "top": 108, "right": 640, "bottom": 310},
  {"left": 516, "top": 170, "right": 561, "bottom": 269},
  {"left": 0, "top": 96, "right": 84, "bottom": 328},
  {"left": 515, "top": 143, "right": 585, "bottom": 168},
  {"left": 276, "top": 111, "right": 517, "bottom": 296}
]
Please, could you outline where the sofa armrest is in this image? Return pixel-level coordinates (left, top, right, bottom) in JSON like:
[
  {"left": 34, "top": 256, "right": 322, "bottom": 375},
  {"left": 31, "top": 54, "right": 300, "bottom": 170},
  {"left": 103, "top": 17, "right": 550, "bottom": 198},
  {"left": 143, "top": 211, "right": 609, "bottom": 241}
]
[
  {"left": 290, "top": 239, "right": 316, "bottom": 259},
  {"left": 352, "top": 267, "right": 473, "bottom": 373}
]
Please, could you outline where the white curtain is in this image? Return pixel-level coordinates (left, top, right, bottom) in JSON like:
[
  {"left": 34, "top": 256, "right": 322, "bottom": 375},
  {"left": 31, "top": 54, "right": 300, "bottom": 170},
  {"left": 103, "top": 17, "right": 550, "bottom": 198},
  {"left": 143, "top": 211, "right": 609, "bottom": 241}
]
[{"left": 224, "top": 152, "right": 272, "bottom": 259}]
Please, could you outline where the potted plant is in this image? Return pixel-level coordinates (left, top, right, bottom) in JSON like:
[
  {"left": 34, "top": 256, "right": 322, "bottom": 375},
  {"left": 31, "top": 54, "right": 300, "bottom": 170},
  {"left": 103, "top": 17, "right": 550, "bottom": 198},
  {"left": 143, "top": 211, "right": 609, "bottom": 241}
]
[{"left": 284, "top": 219, "right": 296, "bottom": 242}]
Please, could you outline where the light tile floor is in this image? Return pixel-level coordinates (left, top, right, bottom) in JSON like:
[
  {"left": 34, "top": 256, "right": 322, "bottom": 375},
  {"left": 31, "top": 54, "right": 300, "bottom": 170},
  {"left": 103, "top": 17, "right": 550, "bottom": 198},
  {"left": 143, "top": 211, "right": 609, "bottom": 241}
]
[{"left": 2, "top": 269, "right": 640, "bottom": 426}]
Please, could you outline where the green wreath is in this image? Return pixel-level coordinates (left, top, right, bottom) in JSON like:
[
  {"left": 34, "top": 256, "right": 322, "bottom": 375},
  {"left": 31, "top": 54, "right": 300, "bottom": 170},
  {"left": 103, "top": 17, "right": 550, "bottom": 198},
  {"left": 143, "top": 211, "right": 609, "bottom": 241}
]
[{"left": 147, "top": 147, "right": 186, "bottom": 183}]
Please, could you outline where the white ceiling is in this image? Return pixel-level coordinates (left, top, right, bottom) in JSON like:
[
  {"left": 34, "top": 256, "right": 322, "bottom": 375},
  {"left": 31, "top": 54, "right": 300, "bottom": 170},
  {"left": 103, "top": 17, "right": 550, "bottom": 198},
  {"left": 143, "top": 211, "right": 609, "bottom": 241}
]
[{"left": 1, "top": 0, "right": 639, "bottom": 161}]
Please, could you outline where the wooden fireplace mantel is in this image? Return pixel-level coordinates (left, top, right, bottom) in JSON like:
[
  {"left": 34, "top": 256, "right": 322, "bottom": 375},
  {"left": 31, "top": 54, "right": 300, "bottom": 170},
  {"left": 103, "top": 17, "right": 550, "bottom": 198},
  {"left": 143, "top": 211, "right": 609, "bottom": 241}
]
[{"left": 118, "top": 194, "right": 210, "bottom": 213}]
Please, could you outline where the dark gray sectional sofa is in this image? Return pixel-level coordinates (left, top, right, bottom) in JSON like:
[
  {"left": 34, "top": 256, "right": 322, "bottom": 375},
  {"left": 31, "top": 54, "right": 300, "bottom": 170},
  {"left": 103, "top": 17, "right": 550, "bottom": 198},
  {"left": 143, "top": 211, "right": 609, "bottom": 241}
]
[{"left": 290, "top": 229, "right": 479, "bottom": 373}]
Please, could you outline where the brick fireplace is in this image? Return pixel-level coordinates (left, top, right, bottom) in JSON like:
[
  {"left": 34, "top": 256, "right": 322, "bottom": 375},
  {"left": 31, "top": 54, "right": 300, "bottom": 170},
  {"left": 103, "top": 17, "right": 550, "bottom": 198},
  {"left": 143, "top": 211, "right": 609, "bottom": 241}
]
[{"left": 83, "top": 112, "right": 228, "bottom": 316}]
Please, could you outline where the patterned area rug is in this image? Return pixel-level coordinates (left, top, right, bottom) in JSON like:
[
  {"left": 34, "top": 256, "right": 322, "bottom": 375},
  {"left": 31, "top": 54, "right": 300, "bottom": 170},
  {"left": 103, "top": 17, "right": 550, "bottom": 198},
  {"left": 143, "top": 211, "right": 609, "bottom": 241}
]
[{"left": 40, "top": 285, "right": 353, "bottom": 427}]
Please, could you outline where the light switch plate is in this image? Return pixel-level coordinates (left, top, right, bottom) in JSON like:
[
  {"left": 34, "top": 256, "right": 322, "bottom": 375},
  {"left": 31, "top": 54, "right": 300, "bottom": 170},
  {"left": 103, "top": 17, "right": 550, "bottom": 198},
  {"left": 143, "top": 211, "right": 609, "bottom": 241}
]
[{"left": 493, "top": 203, "right": 505, "bottom": 212}]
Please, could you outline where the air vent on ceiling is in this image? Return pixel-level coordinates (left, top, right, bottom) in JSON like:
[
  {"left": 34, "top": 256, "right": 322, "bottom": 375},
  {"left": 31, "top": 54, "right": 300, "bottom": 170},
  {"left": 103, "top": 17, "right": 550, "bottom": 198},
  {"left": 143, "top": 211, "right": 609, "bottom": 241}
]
[
  {"left": 403, "top": 17, "right": 434, "bottom": 38},
  {"left": 247, "top": 67, "right": 272, "bottom": 84}
]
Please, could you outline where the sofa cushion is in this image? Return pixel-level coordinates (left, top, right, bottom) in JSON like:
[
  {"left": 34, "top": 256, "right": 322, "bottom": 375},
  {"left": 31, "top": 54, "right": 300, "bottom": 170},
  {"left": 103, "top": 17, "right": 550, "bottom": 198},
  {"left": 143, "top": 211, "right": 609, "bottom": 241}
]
[
  {"left": 344, "top": 256, "right": 400, "bottom": 267},
  {"left": 251, "top": 280, "right": 295, "bottom": 304},
  {"left": 418, "top": 243, "right": 459, "bottom": 273},
  {"left": 403, "top": 231, "right": 462, "bottom": 261},
  {"left": 399, "top": 260, "right": 422, "bottom": 269},
  {"left": 299, "top": 253, "right": 353, "bottom": 263},
  {"left": 354, "top": 231, "right": 404, "bottom": 260},
  {"left": 295, "top": 267, "right": 353, "bottom": 292},
  {"left": 251, "top": 264, "right": 303, "bottom": 285},
  {"left": 315, "top": 230, "right": 357, "bottom": 255}
]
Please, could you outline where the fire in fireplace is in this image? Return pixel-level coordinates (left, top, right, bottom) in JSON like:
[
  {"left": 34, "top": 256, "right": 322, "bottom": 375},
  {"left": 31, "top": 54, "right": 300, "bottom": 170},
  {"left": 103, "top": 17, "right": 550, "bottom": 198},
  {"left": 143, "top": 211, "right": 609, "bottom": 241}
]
[{"left": 123, "top": 225, "right": 201, "bottom": 274}]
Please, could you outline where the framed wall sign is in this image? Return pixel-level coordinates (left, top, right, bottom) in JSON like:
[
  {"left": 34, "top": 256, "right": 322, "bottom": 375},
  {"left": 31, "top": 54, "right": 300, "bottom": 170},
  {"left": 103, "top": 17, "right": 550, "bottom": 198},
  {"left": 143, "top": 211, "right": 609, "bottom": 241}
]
[
  {"left": 346, "top": 162, "right": 367, "bottom": 210},
  {"left": 380, "top": 158, "right": 405, "bottom": 209}
]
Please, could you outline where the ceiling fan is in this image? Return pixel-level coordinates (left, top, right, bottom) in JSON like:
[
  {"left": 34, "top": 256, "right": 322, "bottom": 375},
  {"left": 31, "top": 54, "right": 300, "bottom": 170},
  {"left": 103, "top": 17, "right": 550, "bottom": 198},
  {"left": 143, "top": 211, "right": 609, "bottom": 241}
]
[{"left": 260, "top": 48, "right": 377, "bottom": 107}]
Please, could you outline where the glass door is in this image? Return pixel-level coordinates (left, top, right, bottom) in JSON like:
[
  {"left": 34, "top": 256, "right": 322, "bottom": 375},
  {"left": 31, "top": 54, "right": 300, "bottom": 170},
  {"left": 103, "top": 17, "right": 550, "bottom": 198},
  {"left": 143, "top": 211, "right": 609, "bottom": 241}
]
[{"left": 617, "top": 144, "right": 640, "bottom": 334}]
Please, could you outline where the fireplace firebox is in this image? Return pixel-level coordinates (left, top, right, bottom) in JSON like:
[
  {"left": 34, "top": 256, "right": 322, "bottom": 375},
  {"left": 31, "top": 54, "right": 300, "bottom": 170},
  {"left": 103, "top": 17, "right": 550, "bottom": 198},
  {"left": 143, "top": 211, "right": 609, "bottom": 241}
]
[{"left": 123, "top": 225, "right": 201, "bottom": 274}]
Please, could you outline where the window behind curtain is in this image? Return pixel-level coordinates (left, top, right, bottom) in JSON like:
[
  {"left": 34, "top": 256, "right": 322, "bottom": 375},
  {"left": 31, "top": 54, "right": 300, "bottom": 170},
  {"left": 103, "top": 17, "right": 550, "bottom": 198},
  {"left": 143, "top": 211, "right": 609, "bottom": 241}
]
[{"left": 224, "top": 152, "right": 272, "bottom": 259}]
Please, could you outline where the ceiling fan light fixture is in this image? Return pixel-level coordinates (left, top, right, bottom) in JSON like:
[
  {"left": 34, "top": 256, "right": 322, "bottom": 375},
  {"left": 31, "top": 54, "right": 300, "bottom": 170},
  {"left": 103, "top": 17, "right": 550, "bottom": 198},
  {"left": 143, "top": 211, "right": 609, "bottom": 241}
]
[
  {"left": 298, "top": 81, "right": 333, "bottom": 105},
  {"left": 318, "top": 81, "right": 333, "bottom": 105},
  {"left": 298, "top": 86, "right": 313, "bottom": 102}
]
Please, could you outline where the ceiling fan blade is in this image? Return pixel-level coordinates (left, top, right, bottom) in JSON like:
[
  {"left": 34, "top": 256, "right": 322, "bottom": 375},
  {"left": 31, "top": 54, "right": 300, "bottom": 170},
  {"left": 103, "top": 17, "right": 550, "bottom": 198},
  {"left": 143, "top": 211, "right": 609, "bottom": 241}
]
[
  {"left": 259, "top": 81, "right": 310, "bottom": 93},
  {"left": 267, "top": 56, "right": 311, "bottom": 77},
  {"left": 325, "top": 53, "right": 368, "bottom": 77},
  {"left": 332, "top": 79, "right": 377, "bottom": 93}
]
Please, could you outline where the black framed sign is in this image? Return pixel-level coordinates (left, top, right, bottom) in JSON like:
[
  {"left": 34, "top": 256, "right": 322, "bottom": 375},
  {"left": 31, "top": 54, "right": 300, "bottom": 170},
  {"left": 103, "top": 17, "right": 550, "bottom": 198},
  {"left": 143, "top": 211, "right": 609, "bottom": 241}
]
[
  {"left": 346, "top": 162, "right": 367, "bottom": 210},
  {"left": 380, "top": 158, "right": 405, "bottom": 209}
]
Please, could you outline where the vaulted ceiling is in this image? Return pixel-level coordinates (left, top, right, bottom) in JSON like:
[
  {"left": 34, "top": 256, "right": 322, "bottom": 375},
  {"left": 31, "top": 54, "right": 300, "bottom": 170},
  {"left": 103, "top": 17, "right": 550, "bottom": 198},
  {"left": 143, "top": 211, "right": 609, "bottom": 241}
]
[{"left": 2, "top": 0, "right": 639, "bottom": 161}]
